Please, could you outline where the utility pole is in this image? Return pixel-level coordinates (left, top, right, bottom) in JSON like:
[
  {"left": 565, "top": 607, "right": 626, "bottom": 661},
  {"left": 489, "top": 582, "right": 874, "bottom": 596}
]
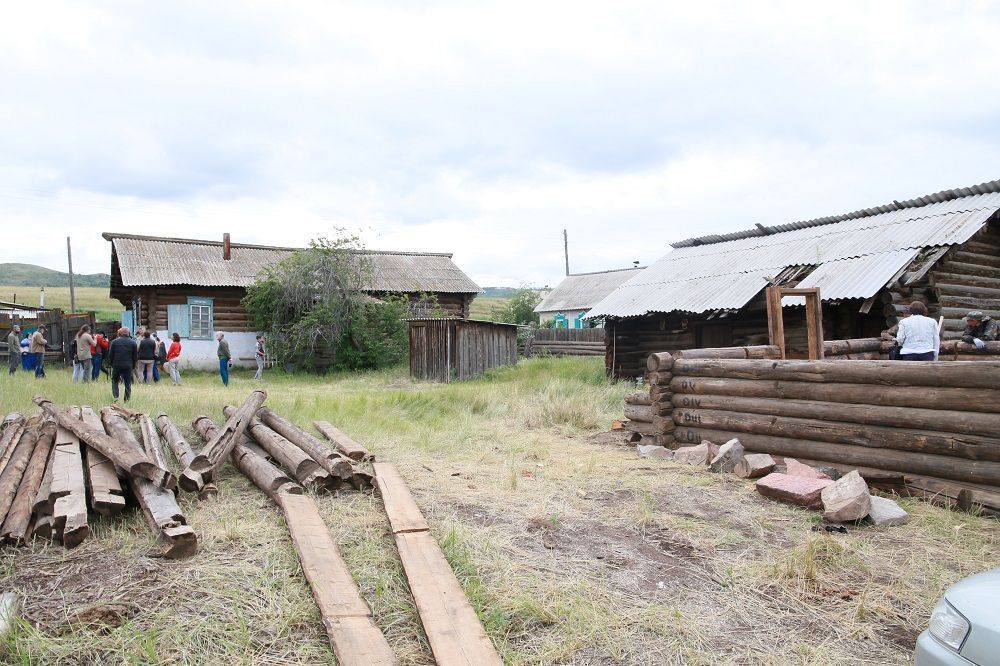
[
  {"left": 67, "top": 236, "right": 76, "bottom": 313},
  {"left": 563, "top": 229, "right": 569, "bottom": 276}
]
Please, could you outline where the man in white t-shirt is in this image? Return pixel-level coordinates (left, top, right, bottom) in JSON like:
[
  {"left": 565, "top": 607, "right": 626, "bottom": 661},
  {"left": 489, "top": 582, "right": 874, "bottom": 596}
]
[{"left": 894, "top": 301, "right": 939, "bottom": 361}]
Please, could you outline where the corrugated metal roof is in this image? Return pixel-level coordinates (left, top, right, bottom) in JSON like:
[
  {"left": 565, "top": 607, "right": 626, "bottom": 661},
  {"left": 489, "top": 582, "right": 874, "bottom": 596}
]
[
  {"left": 534, "top": 267, "right": 644, "bottom": 314},
  {"left": 780, "top": 249, "right": 918, "bottom": 306},
  {"left": 588, "top": 183, "right": 1000, "bottom": 319},
  {"left": 104, "top": 233, "right": 481, "bottom": 294}
]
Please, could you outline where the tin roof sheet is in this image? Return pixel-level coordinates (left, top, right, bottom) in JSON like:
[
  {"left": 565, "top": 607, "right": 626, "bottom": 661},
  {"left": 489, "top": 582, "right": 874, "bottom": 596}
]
[{"left": 588, "top": 184, "right": 1000, "bottom": 319}]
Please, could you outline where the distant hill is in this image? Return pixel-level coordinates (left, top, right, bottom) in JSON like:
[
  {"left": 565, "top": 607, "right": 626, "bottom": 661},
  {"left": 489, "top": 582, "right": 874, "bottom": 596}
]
[
  {"left": 481, "top": 286, "right": 545, "bottom": 298},
  {"left": 0, "top": 263, "right": 110, "bottom": 288}
]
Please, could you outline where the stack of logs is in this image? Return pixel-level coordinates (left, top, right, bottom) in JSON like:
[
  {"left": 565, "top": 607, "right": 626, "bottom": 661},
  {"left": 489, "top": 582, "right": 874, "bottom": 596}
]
[{"left": 0, "top": 390, "right": 377, "bottom": 558}]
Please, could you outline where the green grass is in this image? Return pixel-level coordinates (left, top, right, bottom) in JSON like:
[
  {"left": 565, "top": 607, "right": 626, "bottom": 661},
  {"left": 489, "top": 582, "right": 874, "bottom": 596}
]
[
  {"left": 0, "top": 358, "right": 997, "bottom": 665},
  {"left": 0, "top": 285, "right": 120, "bottom": 321},
  {"left": 469, "top": 296, "right": 511, "bottom": 321}
]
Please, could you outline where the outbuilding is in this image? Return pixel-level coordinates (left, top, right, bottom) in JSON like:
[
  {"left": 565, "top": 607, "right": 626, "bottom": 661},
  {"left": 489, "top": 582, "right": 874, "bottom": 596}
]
[{"left": 533, "top": 267, "right": 644, "bottom": 328}]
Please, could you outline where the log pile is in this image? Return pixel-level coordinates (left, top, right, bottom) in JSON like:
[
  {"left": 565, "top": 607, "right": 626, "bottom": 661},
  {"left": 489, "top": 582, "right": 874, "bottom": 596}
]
[{"left": 667, "top": 356, "right": 1000, "bottom": 511}]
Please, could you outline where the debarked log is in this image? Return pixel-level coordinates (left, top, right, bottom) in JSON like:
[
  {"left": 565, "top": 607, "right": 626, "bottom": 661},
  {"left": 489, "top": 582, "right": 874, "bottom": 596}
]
[
  {"left": 623, "top": 391, "right": 652, "bottom": 407},
  {"left": 186, "top": 389, "right": 267, "bottom": 477},
  {"left": 623, "top": 404, "right": 652, "bottom": 422},
  {"left": 224, "top": 406, "right": 330, "bottom": 489},
  {"left": 669, "top": 394, "right": 1000, "bottom": 440},
  {"left": 1, "top": 422, "right": 55, "bottom": 545},
  {"left": 193, "top": 416, "right": 302, "bottom": 501},
  {"left": 155, "top": 413, "right": 216, "bottom": 498},
  {"left": 669, "top": 375, "right": 1000, "bottom": 414},
  {"left": 34, "top": 395, "right": 175, "bottom": 490},
  {"left": 313, "top": 421, "right": 373, "bottom": 462},
  {"left": 102, "top": 410, "right": 196, "bottom": 558},
  {"left": 257, "top": 408, "right": 353, "bottom": 480},
  {"left": 0, "top": 424, "right": 43, "bottom": 529},
  {"left": 671, "top": 424, "right": 1000, "bottom": 487},
  {"left": 670, "top": 358, "right": 1000, "bottom": 390}
]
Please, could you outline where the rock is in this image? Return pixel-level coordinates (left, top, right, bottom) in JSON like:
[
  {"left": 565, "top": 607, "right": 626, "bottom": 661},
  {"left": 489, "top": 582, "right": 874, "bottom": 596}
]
[
  {"left": 637, "top": 444, "right": 674, "bottom": 460},
  {"left": 709, "top": 438, "right": 745, "bottom": 473},
  {"left": 735, "top": 453, "right": 776, "bottom": 479},
  {"left": 785, "top": 458, "right": 832, "bottom": 480},
  {"left": 867, "top": 495, "right": 909, "bottom": 527},
  {"left": 821, "top": 470, "right": 871, "bottom": 522},
  {"left": 706, "top": 440, "right": 721, "bottom": 460},
  {"left": 673, "top": 442, "right": 712, "bottom": 466},
  {"left": 816, "top": 466, "right": 842, "bottom": 481},
  {"left": 755, "top": 473, "right": 833, "bottom": 508}
]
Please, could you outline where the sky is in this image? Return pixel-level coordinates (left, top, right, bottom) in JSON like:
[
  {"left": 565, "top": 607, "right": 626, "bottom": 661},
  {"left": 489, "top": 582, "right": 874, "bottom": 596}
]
[{"left": 2, "top": 1, "right": 1000, "bottom": 288}]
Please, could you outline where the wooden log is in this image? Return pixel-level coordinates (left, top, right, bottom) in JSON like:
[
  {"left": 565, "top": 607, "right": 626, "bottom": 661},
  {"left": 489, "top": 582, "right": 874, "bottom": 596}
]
[
  {"left": 155, "top": 413, "right": 216, "bottom": 498},
  {"left": 275, "top": 493, "right": 397, "bottom": 665},
  {"left": 31, "top": 449, "right": 55, "bottom": 532},
  {"left": 186, "top": 389, "right": 267, "bottom": 477},
  {"left": 822, "top": 338, "right": 889, "bottom": 355},
  {"left": 33, "top": 395, "right": 175, "bottom": 490},
  {"left": 224, "top": 407, "right": 330, "bottom": 489},
  {"left": 623, "top": 391, "right": 652, "bottom": 406},
  {"left": 670, "top": 358, "right": 1000, "bottom": 390},
  {"left": 670, "top": 394, "right": 1000, "bottom": 440},
  {"left": 50, "top": 419, "right": 89, "bottom": 548},
  {"left": 623, "top": 404, "right": 652, "bottom": 422},
  {"left": 374, "top": 463, "right": 501, "bottom": 665},
  {"left": 0, "top": 425, "right": 41, "bottom": 528},
  {"left": 623, "top": 420, "right": 655, "bottom": 436},
  {"left": 669, "top": 375, "right": 1000, "bottom": 414},
  {"left": 102, "top": 410, "right": 196, "bottom": 558},
  {"left": 672, "top": 424, "right": 1000, "bottom": 487},
  {"left": 950, "top": 250, "right": 1000, "bottom": 269},
  {"left": 646, "top": 352, "right": 674, "bottom": 373},
  {"left": 257, "top": 407, "right": 354, "bottom": 480},
  {"left": 646, "top": 371, "right": 672, "bottom": 386},
  {"left": 77, "top": 407, "right": 127, "bottom": 516},
  {"left": 313, "top": 421, "right": 373, "bottom": 462},
  {"left": 0, "top": 414, "right": 26, "bottom": 476},
  {"left": 937, "top": 260, "right": 1000, "bottom": 280},
  {"left": 138, "top": 414, "right": 170, "bottom": 475},
  {"left": 937, "top": 282, "right": 1000, "bottom": 300},
  {"left": 652, "top": 415, "right": 676, "bottom": 434},
  {"left": 193, "top": 416, "right": 303, "bottom": 501},
  {"left": 1, "top": 422, "right": 55, "bottom": 545}
]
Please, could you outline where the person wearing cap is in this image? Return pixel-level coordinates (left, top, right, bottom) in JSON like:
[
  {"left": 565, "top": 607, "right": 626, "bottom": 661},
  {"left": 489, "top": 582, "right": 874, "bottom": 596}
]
[
  {"left": 29, "top": 324, "right": 48, "bottom": 378},
  {"left": 894, "top": 301, "right": 940, "bottom": 361},
  {"left": 961, "top": 311, "right": 999, "bottom": 349},
  {"left": 7, "top": 325, "right": 21, "bottom": 375}
]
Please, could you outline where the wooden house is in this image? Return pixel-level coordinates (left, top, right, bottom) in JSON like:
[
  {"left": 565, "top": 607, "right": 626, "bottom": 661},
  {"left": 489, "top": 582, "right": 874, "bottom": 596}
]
[
  {"left": 587, "top": 179, "right": 1000, "bottom": 378},
  {"left": 407, "top": 318, "right": 518, "bottom": 381},
  {"left": 104, "top": 233, "right": 482, "bottom": 369},
  {"left": 533, "top": 267, "right": 644, "bottom": 328}
]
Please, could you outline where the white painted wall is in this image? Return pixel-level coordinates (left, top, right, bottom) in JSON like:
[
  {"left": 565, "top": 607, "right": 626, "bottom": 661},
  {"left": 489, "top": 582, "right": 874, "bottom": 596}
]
[{"left": 155, "top": 329, "right": 258, "bottom": 371}]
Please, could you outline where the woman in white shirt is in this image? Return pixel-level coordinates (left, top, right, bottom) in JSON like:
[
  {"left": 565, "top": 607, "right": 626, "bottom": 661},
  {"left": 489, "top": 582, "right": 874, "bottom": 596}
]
[{"left": 895, "top": 301, "right": 939, "bottom": 361}]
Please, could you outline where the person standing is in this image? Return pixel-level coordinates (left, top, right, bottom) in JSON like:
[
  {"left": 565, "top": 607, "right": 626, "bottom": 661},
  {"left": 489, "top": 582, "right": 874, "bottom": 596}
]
[
  {"left": 894, "top": 301, "right": 940, "bottom": 361},
  {"left": 133, "top": 326, "right": 146, "bottom": 381},
  {"left": 92, "top": 331, "right": 109, "bottom": 380},
  {"left": 75, "top": 325, "right": 95, "bottom": 383},
  {"left": 165, "top": 332, "right": 182, "bottom": 385},
  {"left": 108, "top": 327, "right": 138, "bottom": 402},
  {"left": 7, "top": 325, "right": 21, "bottom": 375},
  {"left": 137, "top": 330, "right": 157, "bottom": 383},
  {"left": 153, "top": 334, "right": 166, "bottom": 382},
  {"left": 30, "top": 324, "right": 47, "bottom": 378},
  {"left": 254, "top": 334, "right": 265, "bottom": 381},
  {"left": 216, "top": 332, "right": 231, "bottom": 386}
]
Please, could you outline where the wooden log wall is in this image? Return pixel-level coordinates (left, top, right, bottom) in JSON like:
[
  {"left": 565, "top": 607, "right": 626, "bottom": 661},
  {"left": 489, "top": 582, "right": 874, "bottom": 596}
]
[
  {"left": 528, "top": 328, "right": 606, "bottom": 357},
  {"left": 666, "top": 355, "right": 1000, "bottom": 511}
]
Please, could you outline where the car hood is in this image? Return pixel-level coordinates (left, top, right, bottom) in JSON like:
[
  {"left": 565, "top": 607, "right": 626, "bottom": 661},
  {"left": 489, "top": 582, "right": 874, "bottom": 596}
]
[{"left": 947, "top": 567, "right": 1000, "bottom": 666}]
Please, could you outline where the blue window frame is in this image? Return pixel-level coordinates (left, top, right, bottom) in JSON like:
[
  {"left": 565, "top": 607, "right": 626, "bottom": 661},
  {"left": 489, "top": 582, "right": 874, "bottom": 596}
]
[{"left": 187, "top": 296, "right": 214, "bottom": 340}]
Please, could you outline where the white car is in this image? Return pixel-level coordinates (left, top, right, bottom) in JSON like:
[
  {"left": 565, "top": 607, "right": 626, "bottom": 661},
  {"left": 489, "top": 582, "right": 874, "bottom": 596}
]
[{"left": 915, "top": 567, "right": 1000, "bottom": 665}]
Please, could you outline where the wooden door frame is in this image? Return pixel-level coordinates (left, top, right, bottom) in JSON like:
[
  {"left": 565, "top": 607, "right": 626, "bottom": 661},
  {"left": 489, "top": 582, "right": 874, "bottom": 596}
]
[{"left": 765, "top": 286, "right": 824, "bottom": 360}]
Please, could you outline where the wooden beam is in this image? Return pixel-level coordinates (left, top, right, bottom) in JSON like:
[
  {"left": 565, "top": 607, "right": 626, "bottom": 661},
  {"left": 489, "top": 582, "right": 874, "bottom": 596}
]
[
  {"left": 1, "top": 422, "right": 56, "bottom": 545},
  {"left": 257, "top": 408, "right": 354, "bottom": 481},
  {"left": 50, "top": 417, "right": 90, "bottom": 548},
  {"left": 155, "top": 413, "right": 216, "bottom": 498},
  {"left": 78, "top": 407, "right": 126, "bottom": 516},
  {"left": 374, "top": 463, "right": 500, "bottom": 666},
  {"left": 185, "top": 389, "right": 267, "bottom": 477},
  {"left": 313, "top": 421, "right": 373, "bottom": 462}
]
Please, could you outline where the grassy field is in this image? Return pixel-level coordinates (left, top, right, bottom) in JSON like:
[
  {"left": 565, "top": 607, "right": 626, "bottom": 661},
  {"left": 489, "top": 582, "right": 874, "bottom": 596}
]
[
  {"left": 0, "top": 286, "right": 120, "bottom": 321},
  {"left": 0, "top": 358, "right": 997, "bottom": 664},
  {"left": 469, "top": 296, "right": 511, "bottom": 321}
]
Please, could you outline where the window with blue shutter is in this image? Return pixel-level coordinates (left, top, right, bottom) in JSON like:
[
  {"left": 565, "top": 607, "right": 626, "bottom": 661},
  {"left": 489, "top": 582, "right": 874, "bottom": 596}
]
[
  {"left": 121, "top": 310, "right": 134, "bottom": 333},
  {"left": 187, "top": 297, "right": 214, "bottom": 340},
  {"left": 167, "top": 304, "right": 191, "bottom": 338}
]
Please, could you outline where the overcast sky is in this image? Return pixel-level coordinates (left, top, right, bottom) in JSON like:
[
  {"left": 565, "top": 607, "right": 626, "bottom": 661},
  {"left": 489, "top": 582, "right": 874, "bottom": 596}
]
[{"left": 2, "top": 1, "right": 1000, "bottom": 288}]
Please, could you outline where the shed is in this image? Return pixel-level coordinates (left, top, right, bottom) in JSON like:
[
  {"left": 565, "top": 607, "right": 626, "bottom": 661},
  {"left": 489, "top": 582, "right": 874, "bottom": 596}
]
[
  {"left": 103, "top": 233, "right": 482, "bottom": 369},
  {"left": 407, "top": 319, "right": 518, "bottom": 381},
  {"left": 534, "top": 267, "right": 644, "bottom": 328},
  {"left": 588, "top": 178, "right": 1000, "bottom": 378}
]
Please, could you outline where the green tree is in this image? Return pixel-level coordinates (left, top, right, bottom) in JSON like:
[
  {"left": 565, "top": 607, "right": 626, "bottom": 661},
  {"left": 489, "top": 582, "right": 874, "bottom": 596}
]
[{"left": 493, "top": 288, "right": 541, "bottom": 325}]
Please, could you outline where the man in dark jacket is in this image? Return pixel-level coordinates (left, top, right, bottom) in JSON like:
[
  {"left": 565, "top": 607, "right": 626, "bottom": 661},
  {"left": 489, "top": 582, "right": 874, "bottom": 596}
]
[
  {"left": 961, "top": 311, "right": 999, "bottom": 348},
  {"left": 137, "top": 330, "right": 157, "bottom": 384},
  {"left": 108, "top": 327, "right": 138, "bottom": 402}
]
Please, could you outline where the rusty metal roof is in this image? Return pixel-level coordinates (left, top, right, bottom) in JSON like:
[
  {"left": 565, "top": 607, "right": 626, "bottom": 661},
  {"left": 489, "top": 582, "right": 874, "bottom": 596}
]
[
  {"left": 534, "top": 267, "right": 644, "bottom": 314},
  {"left": 104, "top": 233, "right": 481, "bottom": 294},
  {"left": 588, "top": 182, "right": 1000, "bottom": 319}
]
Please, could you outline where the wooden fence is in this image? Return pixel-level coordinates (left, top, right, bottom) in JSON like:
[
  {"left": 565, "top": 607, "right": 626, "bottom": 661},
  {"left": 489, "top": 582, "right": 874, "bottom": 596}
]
[
  {"left": 526, "top": 327, "right": 605, "bottom": 356},
  {"left": 408, "top": 319, "right": 518, "bottom": 382},
  {"left": 1, "top": 310, "right": 99, "bottom": 365},
  {"left": 646, "top": 348, "right": 1000, "bottom": 512}
]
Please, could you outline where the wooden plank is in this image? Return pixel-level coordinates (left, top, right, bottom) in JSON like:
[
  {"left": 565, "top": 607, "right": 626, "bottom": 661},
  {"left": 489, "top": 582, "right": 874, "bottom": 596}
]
[
  {"left": 276, "top": 493, "right": 396, "bottom": 666},
  {"left": 33, "top": 395, "right": 175, "bottom": 489},
  {"left": 375, "top": 462, "right": 501, "bottom": 666},
  {"left": 102, "top": 409, "right": 196, "bottom": 558},
  {"left": 373, "top": 463, "right": 428, "bottom": 534},
  {"left": 50, "top": 419, "right": 90, "bottom": 548},
  {"left": 186, "top": 389, "right": 267, "bottom": 477},
  {"left": 313, "top": 421, "right": 373, "bottom": 462},
  {"left": 78, "top": 407, "right": 126, "bottom": 516},
  {"left": 1, "top": 422, "right": 56, "bottom": 545}
]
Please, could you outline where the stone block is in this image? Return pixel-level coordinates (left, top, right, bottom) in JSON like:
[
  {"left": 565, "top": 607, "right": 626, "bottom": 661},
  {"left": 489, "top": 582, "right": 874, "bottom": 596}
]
[
  {"left": 709, "top": 438, "right": 745, "bottom": 473},
  {"left": 637, "top": 444, "right": 674, "bottom": 460},
  {"left": 821, "top": 470, "right": 871, "bottom": 522},
  {"left": 785, "top": 458, "right": 832, "bottom": 480},
  {"left": 735, "top": 453, "right": 776, "bottom": 479},
  {"left": 755, "top": 473, "right": 832, "bottom": 508},
  {"left": 867, "top": 495, "right": 909, "bottom": 527},
  {"left": 673, "top": 442, "right": 711, "bottom": 466}
]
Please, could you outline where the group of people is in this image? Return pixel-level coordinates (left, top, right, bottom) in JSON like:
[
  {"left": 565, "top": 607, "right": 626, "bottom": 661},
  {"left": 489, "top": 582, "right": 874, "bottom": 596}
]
[
  {"left": 893, "top": 303, "right": 997, "bottom": 360},
  {"left": 101, "top": 327, "right": 185, "bottom": 402},
  {"left": 6, "top": 324, "right": 52, "bottom": 378}
]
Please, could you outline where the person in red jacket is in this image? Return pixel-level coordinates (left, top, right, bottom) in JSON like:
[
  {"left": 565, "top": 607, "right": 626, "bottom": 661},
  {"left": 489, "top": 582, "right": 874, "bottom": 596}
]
[
  {"left": 165, "top": 332, "right": 182, "bottom": 385},
  {"left": 91, "top": 332, "right": 110, "bottom": 381}
]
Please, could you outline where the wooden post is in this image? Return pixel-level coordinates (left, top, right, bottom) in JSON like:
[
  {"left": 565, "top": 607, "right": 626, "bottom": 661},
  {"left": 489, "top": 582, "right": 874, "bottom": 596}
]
[
  {"left": 1, "top": 421, "right": 56, "bottom": 545},
  {"left": 224, "top": 406, "right": 330, "bottom": 489},
  {"left": 156, "top": 413, "right": 216, "bottom": 498},
  {"left": 185, "top": 389, "right": 266, "bottom": 477},
  {"left": 257, "top": 407, "right": 354, "bottom": 480},
  {"left": 66, "top": 237, "right": 76, "bottom": 314}
]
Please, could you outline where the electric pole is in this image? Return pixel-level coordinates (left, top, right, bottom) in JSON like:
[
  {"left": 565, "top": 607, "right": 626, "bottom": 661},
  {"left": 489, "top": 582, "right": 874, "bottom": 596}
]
[
  {"left": 563, "top": 229, "right": 569, "bottom": 276},
  {"left": 67, "top": 236, "right": 76, "bottom": 313}
]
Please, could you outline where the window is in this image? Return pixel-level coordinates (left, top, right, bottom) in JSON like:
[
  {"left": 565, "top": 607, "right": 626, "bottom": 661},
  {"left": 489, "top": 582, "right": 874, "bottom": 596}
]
[{"left": 187, "top": 297, "right": 214, "bottom": 339}]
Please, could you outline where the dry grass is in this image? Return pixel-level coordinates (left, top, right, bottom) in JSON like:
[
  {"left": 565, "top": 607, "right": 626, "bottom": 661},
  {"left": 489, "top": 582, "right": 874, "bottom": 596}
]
[
  {"left": 468, "top": 296, "right": 511, "bottom": 321},
  {"left": 0, "top": 286, "right": 120, "bottom": 320},
  {"left": 0, "top": 358, "right": 998, "bottom": 664}
]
